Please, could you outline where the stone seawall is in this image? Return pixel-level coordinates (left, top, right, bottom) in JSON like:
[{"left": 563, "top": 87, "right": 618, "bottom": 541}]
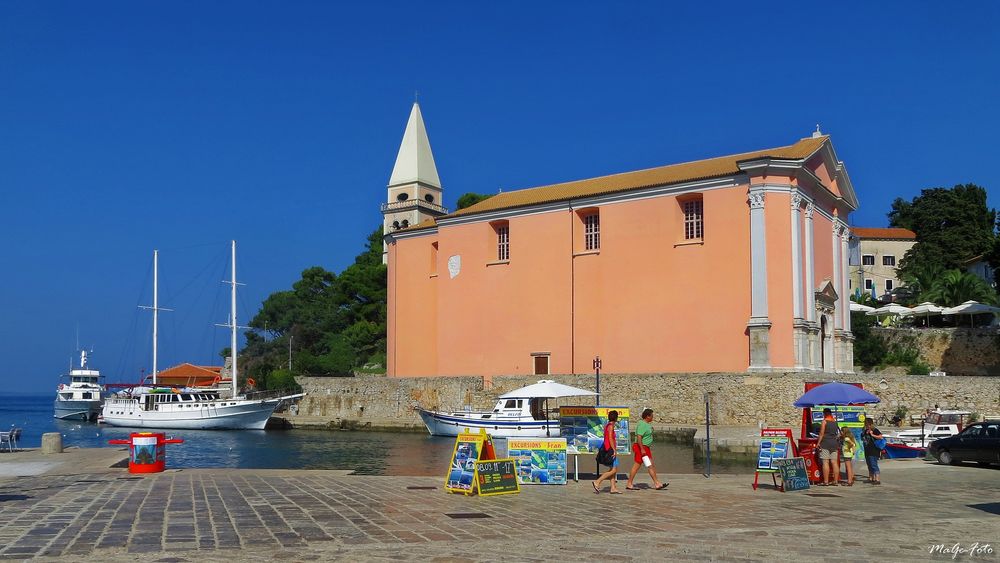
[
  {"left": 295, "top": 372, "right": 1000, "bottom": 430},
  {"left": 874, "top": 327, "right": 1000, "bottom": 376}
]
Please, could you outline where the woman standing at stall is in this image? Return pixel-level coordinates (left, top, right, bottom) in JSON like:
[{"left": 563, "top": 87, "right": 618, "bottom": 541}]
[
  {"left": 815, "top": 408, "right": 840, "bottom": 486},
  {"left": 593, "top": 410, "right": 622, "bottom": 494},
  {"left": 625, "top": 409, "right": 668, "bottom": 491}
]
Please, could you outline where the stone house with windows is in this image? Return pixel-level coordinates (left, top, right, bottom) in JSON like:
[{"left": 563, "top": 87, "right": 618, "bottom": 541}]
[
  {"left": 847, "top": 227, "right": 916, "bottom": 301},
  {"left": 383, "top": 104, "right": 859, "bottom": 377}
]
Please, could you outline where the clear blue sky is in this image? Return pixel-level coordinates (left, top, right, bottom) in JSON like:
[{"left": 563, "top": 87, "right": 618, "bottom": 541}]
[{"left": 2, "top": 2, "right": 997, "bottom": 392}]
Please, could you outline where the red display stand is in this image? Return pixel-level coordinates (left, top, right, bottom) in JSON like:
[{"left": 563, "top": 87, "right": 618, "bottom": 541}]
[{"left": 109, "top": 432, "right": 184, "bottom": 474}]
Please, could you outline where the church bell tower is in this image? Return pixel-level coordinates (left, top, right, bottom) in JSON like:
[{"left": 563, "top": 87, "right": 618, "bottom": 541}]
[{"left": 382, "top": 102, "right": 448, "bottom": 262}]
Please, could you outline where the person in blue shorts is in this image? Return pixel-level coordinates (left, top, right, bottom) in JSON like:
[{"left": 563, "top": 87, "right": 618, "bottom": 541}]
[{"left": 862, "top": 418, "right": 884, "bottom": 485}]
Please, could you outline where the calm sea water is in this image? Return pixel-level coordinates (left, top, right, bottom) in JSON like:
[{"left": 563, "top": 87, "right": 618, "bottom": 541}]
[{"left": 1, "top": 394, "right": 747, "bottom": 476}]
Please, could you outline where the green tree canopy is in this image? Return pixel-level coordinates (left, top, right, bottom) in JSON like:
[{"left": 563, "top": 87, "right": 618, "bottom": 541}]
[
  {"left": 239, "top": 227, "right": 387, "bottom": 379},
  {"left": 889, "top": 184, "right": 997, "bottom": 278},
  {"left": 456, "top": 192, "right": 493, "bottom": 210}
]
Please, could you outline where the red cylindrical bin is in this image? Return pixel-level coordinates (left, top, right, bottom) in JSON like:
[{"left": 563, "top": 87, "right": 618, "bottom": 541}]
[{"left": 108, "top": 432, "right": 184, "bottom": 474}]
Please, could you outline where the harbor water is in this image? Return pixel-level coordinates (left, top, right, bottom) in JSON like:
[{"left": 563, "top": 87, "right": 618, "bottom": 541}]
[{"left": 2, "top": 394, "right": 751, "bottom": 475}]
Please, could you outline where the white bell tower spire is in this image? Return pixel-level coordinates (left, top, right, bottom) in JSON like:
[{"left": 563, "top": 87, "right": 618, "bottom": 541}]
[{"left": 381, "top": 101, "right": 448, "bottom": 262}]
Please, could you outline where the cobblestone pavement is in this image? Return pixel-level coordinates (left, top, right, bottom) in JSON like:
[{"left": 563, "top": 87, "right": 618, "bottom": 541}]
[{"left": 0, "top": 458, "right": 997, "bottom": 561}]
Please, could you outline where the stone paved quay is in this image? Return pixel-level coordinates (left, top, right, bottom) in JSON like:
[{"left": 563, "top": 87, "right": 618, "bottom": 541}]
[{"left": 0, "top": 449, "right": 998, "bottom": 562}]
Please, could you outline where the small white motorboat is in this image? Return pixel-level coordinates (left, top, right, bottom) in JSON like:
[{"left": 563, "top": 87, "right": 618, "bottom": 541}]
[
  {"left": 417, "top": 380, "right": 597, "bottom": 438},
  {"left": 887, "top": 409, "right": 971, "bottom": 448}
]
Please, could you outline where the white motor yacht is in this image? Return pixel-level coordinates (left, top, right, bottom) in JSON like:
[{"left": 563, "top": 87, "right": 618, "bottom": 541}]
[{"left": 54, "top": 350, "right": 103, "bottom": 421}]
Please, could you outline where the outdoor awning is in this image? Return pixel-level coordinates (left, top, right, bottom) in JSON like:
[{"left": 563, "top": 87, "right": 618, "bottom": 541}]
[
  {"left": 942, "top": 300, "right": 1000, "bottom": 315},
  {"left": 498, "top": 380, "right": 598, "bottom": 399},
  {"left": 866, "top": 303, "right": 912, "bottom": 316}
]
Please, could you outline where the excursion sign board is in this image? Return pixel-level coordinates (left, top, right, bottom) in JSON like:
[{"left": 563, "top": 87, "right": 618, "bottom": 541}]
[
  {"left": 445, "top": 429, "right": 497, "bottom": 495},
  {"left": 812, "top": 405, "right": 868, "bottom": 461},
  {"left": 559, "top": 406, "right": 630, "bottom": 454},
  {"left": 507, "top": 438, "right": 567, "bottom": 485},
  {"left": 474, "top": 459, "right": 520, "bottom": 496}
]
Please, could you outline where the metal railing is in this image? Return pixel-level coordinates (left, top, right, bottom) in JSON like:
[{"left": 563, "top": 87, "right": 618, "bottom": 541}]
[{"left": 380, "top": 199, "right": 448, "bottom": 215}]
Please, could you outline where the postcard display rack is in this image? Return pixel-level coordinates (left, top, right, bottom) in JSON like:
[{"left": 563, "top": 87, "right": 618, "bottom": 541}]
[{"left": 753, "top": 427, "right": 799, "bottom": 491}]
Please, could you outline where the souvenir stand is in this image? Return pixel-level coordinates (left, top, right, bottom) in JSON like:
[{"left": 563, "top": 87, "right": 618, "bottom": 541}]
[{"left": 793, "top": 382, "right": 880, "bottom": 484}]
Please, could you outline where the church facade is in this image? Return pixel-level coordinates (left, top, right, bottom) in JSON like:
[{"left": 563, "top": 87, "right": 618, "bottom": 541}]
[{"left": 383, "top": 104, "right": 859, "bottom": 377}]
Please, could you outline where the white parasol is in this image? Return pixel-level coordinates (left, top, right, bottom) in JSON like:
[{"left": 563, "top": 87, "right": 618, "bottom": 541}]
[
  {"left": 942, "top": 300, "right": 1000, "bottom": 327},
  {"left": 900, "top": 302, "right": 944, "bottom": 326},
  {"left": 866, "top": 303, "right": 912, "bottom": 317},
  {"left": 850, "top": 302, "right": 876, "bottom": 313},
  {"left": 498, "top": 380, "right": 598, "bottom": 399}
]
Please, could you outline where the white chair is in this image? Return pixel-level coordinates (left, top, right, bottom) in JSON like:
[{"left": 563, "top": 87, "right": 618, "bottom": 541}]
[{"left": 0, "top": 431, "right": 12, "bottom": 452}]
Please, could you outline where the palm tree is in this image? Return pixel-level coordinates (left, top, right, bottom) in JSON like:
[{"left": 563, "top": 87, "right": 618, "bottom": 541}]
[
  {"left": 923, "top": 270, "right": 999, "bottom": 307},
  {"left": 899, "top": 262, "right": 945, "bottom": 303}
]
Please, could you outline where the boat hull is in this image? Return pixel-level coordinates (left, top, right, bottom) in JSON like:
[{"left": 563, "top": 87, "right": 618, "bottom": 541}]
[
  {"left": 101, "top": 400, "right": 280, "bottom": 430},
  {"left": 54, "top": 400, "right": 102, "bottom": 421},
  {"left": 417, "top": 408, "right": 557, "bottom": 438},
  {"left": 884, "top": 443, "right": 927, "bottom": 459}
]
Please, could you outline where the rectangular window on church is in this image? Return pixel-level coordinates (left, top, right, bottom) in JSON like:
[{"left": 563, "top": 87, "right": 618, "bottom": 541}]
[
  {"left": 496, "top": 223, "right": 510, "bottom": 261},
  {"left": 584, "top": 213, "right": 600, "bottom": 250},
  {"left": 682, "top": 198, "right": 703, "bottom": 240}
]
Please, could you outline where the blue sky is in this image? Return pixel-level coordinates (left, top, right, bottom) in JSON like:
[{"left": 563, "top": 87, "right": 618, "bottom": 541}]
[{"left": 2, "top": 2, "right": 998, "bottom": 392}]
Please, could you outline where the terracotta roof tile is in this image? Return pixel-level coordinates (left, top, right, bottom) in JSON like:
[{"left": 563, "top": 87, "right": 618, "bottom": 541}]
[
  {"left": 449, "top": 136, "right": 828, "bottom": 218},
  {"left": 851, "top": 227, "right": 916, "bottom": 240},
  {"left": 396, "top": 135, "right": 829, "bottom": 232}
]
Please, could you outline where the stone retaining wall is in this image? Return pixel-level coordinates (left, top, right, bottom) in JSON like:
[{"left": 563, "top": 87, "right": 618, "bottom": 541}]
[
  {"left": 297, "top": 372, "right": 1000, "bottom": 429},
  {"left": 874, "top": 327, "right": 1000, "bottom": 376}
]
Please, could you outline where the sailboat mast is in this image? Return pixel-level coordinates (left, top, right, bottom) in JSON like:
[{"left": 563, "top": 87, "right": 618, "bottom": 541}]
[
  {"left": 153, "top": 249, "right": 159, "bottom": 385},
  {"left": 231, "top": 240, "right": 238, "bottom": 397}
]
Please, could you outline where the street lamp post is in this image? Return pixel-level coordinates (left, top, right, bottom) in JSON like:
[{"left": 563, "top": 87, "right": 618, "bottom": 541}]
[{"left": 593, "top": 356, "right": 602, "bottom": 405}]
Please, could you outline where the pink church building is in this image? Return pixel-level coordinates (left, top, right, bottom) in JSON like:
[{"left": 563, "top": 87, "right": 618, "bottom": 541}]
[{"left": 383, "top": 104, "right": 859, "bottom": 377}]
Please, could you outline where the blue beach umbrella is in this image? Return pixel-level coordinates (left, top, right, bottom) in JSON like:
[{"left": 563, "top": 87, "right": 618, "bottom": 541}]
[{"left": 793, "top": 382, "right": 881, "bottom": 408}]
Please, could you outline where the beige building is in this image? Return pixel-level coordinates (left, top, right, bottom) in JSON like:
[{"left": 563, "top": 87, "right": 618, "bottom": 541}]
[{"left": 848, "top": 227, "right": 916, "bottom": 301}]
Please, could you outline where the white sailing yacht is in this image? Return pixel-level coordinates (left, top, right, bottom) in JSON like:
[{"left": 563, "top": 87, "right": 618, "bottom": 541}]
[{"left": 101, "top": 242, "right": 303, "bottom": 430}]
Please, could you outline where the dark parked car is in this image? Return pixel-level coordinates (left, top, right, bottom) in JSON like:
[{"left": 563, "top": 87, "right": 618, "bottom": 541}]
[{"left": 929, "top": 422, "right": 1000, "bottom": 466}]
